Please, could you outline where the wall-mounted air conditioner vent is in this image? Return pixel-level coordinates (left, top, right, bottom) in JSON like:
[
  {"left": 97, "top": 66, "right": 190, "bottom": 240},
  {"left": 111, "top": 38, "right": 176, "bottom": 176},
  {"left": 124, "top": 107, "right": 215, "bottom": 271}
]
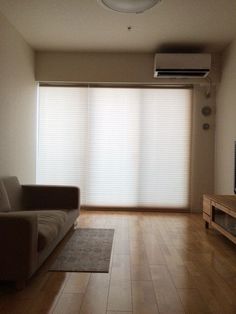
[{"left": 154, "top": 53, "right": 211, "bottom": 78}]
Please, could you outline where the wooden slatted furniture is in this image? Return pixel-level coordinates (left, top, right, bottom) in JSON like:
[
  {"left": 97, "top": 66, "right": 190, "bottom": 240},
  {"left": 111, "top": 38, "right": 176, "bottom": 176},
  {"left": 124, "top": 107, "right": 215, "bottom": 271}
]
[{"left": 203, "top": 194, "right": 236, "bottom": 244}]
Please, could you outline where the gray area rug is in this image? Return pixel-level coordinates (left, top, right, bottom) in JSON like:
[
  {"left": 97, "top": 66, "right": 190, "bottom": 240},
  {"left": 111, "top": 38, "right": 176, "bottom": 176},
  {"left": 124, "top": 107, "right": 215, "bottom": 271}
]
[{"left": 49, "top": 228, "right": 114, "bottom": 272}]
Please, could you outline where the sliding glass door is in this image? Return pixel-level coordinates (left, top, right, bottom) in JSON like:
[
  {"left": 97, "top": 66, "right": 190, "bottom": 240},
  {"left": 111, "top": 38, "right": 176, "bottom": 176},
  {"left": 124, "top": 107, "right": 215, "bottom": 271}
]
[{"left": 37, "top": 86, "right": 192, "bottom": 209}]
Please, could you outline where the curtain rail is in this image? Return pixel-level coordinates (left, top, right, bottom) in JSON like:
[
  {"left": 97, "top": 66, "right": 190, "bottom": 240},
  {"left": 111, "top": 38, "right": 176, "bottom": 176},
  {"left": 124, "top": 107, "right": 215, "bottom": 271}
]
[{"left": 39, "top": 82, "right": 193, "bottom": 89}]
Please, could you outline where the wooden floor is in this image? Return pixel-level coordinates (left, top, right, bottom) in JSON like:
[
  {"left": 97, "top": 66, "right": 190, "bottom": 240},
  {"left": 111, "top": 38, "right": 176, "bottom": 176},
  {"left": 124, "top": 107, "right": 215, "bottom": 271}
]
[{"left": 0, "top": 210, "right": 236, "bottom": 314}]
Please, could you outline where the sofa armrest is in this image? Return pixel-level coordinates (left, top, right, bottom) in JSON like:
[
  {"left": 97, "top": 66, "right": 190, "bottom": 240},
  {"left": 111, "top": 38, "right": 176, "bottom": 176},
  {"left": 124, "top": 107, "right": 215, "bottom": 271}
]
[
  {"left": 22, "top": 185, "right": 80, "bottom": 210},
  {"left": 0, "top": 212, "right": 38, "bottom": 281}
]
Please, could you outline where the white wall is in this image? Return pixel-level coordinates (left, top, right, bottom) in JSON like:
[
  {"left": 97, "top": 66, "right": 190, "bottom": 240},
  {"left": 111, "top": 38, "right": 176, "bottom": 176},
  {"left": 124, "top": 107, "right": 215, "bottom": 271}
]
[
  {"left": 35, "top": 52, "right": 220, "bottom": 85},
  {"left": 215, "top": 39, "right": 236, "bottom": 194},
  {"left": 35, "top": 51, "right": 219, "bottom": 211},
  {"left": 0, "top": 12, "right": 37, "bottom": 183},
  {"left": 191, "top": 86, "right": 215, "bottom": 209}
]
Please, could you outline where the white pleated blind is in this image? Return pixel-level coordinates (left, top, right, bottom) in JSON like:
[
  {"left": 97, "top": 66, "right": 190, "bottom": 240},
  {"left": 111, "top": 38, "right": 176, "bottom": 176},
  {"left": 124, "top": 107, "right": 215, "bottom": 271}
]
[
  {"left": 37, "top": 87, "right": 88, "bottom": 199},
  {"left": 37, "top": 86, "right": 192, "bottom": 209}
]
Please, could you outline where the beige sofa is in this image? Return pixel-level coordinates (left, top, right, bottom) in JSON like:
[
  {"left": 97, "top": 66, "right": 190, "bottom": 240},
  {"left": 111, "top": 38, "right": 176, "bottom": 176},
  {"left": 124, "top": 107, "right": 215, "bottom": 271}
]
[{"left": 0, "top": 176, "right": 80, "bottom": 288}]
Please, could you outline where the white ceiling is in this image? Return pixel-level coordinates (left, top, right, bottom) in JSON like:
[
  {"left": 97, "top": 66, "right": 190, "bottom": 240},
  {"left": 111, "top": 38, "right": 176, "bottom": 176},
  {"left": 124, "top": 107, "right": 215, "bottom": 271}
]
[{"left": 0, "top": 0, "right": 236, "bottom": 53}]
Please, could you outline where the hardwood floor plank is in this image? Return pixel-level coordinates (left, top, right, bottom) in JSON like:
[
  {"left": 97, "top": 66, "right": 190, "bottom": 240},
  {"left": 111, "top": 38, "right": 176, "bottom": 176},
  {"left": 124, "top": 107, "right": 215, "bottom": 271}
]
[
  {"left": 28, "top": 272, "right": 70, "bottom": 313},
  {"left": 178, "top": 288, "right": 213, "bottom": 314},
  {"left": 132, "top": 280, "right": 159, "bottom": 314},
  {"left": 150, "top": 265, "right": 185, "bottom": 314},
  {"left": 107, "top": 279, "right": 132, "bottom": 312},
  {"left": 113, "top": 225, "right": 130, "bottom": 255},
  {"left": 131, "top": 263, "right": 152, "bottom": 281},
  {"left": 80, "top": 273, "right": 110, "bottom": 314},
  {"left": 107, "top": 312, "right": 132, "bottom": 314},
  {"left": 27, "top": 291, "right": 62, "bottom": 314},
  {"left": 167, "top": 264, "right": 196, "bottom": 289},
  {"left": 130, "top": 244, "right": 149, "bottom": 265},
  {"left": 111, "top": 254, "right": 131, "bottom": 281},
  {"left": 143, "top": 234, "right": 166, "bottom": 265},
  {"left": 53, "top": 293, "right": 84, "bottom": 314},
  {"left": 109, "top": 236, "right": 131, "bottom": 311},
  {"left": 63, "top": 273, "right": 90, "bottom": 294},
  {"left": 0, "top": 296, "right": 32, "bottom": 314},
  {"left": 190, "top": 267, "right": 236, "bottom": 314}
]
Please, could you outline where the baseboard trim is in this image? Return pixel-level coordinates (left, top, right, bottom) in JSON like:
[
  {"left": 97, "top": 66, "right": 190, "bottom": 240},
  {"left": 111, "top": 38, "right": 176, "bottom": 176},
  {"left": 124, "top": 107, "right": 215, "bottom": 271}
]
[{"left": 81, "top": 206, "right": 190, "bottom": 213}]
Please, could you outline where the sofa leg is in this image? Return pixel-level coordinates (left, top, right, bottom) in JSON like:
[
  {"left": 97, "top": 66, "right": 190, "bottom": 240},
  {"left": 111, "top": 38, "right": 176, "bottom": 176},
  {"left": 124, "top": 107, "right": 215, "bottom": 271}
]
[{"left": 15, "top": 280, "right": 26, "bottom": 290}]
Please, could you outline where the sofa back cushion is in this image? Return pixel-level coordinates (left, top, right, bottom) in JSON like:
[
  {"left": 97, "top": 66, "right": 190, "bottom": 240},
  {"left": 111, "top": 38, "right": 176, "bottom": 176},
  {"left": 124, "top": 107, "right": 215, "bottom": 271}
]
[
  {"left": 0, "top": 181, "right": 11, "bottom": 212},
  {"left": 2, "top": 176, "right": 23, "bottom": 211}
]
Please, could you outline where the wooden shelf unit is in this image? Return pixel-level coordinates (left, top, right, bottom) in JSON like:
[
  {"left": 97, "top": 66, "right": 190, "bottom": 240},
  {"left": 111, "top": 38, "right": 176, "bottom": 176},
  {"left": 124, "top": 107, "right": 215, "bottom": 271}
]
[{"left": 203, "top": 194, "right": 236, "bottom": 244}]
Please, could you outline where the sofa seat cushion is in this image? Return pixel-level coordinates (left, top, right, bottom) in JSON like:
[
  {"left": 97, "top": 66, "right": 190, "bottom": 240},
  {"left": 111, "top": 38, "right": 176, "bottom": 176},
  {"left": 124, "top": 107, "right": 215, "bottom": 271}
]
[{"left": 35, "top": 210, "right": 67, "bottom": 251}]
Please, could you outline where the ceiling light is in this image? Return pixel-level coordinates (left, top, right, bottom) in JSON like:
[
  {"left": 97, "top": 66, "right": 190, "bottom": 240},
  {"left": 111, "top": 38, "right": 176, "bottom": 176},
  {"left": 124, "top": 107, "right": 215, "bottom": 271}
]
[{"left": 98, "top": 0, "right": 162, "bottom": 14}]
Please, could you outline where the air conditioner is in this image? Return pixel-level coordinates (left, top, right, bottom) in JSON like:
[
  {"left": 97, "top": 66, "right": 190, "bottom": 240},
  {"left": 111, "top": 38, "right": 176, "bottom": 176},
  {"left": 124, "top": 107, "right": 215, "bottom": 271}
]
[{"left": 154, "top": 53, "right": 211, "bottom": 78}]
